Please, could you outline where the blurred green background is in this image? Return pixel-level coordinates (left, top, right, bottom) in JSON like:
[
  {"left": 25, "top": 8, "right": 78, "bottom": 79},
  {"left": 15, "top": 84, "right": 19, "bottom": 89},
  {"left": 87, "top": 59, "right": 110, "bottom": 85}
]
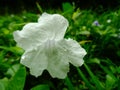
[
  {"left": 0, "top": 0, "right": 120, "bottom": 90},
  {"left": 0, "top": 0, "right": 120, "bottom": 14}
]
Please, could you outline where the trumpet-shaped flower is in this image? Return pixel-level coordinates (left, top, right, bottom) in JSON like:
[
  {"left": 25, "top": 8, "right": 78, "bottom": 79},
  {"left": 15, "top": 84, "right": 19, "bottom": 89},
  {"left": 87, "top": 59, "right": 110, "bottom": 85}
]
[{"left": 13, "top": 13, "right": 86, "bottom": 79}]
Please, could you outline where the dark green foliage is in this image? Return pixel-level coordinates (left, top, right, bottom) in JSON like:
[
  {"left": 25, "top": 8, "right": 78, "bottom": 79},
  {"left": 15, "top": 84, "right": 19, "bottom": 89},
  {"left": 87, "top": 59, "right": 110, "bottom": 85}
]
[
  {"left": 6, "top": 65, "right": 26, "bottom": 90},
  {"left": 0, "top": 0, "right": 120, "bottom": 14}
]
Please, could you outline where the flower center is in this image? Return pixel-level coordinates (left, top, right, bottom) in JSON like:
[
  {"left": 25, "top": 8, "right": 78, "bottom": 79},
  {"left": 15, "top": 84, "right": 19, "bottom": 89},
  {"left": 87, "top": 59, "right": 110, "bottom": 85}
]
[{"left": 44, "top": 39, "right": 57, "bottom": 57}]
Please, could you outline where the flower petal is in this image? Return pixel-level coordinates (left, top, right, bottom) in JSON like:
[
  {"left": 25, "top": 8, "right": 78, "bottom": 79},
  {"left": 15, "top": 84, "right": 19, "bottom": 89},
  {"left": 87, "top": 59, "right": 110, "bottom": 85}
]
[
  {"left": 36, "top": 39, "right": 69, "bottom": 79},
  {"left": 47, "top": 52, "right": 69, "bottom": 79},
  {"left": 57, "top": 39, "right": 87, "bottom": 67},
  {"left": 38, "top": 13, "right": 69, "bottom": 40},
  {"left": 13, "top": 13, "right": 69, "bottom": 50},
  {"left": 20, "top": 44, "right": 48, "bottom": 77},
  {"left": 13, "top": 23, "right": 47, "bottom": 50}
]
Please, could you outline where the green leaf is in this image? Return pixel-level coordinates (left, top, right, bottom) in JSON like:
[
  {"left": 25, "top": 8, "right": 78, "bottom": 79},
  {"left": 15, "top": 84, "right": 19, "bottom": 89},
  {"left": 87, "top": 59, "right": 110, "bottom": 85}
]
[
  {"left": 65, "top": 76, "right": 74, "bottom": 90},
  {"left": 118, "top": 79, "right": 120, "bottom": 90},
  {"left": 0, "top": 78, "right": 8, "bottom": 90},
  {"left": 36, "top": 2, "right": 43, "bottom": 13},
  {"left": 99, "top": 65, "right": 117, "bottom": 81},
  {"left": 87, "top": 58, "right": 100, "bottom": 64},
  {"left": 6, "top": 65, "right": 26, "bottom": 90},
  {"left": 99, "top": 64, "right": 117, "bottom": 89},
  {"left": 6, "top": 64, "right": 20, "bottom": 77},
  {"left": 62, "top": 2, "right": 74, "bottom": 14},
  {"left": 77, "top": 67, "right": 94, "bottom": 89},
  {"left": 84, "top": 63, "right": 104, "bottom": 90},
  {"left": 0, "top": 46, "right": 24, "bottom": 55},
  {"left": 0, "top": 82, "right": 5, "bottom": 90},
  {"left": 31, "top": 85, "right": 50, "bottom": 90},
  {"left": 105, "top": 74, "right": 116, "bottom": 89}
]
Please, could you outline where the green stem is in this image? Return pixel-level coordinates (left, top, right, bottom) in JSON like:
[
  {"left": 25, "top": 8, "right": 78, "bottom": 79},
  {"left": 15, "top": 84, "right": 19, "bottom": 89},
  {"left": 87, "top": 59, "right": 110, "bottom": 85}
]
[
  {"left": 65, "top": 76, "right": 74, "bottom": 90},
  {"left": 36, "top": 2, "right": 43, "bottom": 13},
  {"left": 77, "top": 67, "right": 94, "bottom": 89}
]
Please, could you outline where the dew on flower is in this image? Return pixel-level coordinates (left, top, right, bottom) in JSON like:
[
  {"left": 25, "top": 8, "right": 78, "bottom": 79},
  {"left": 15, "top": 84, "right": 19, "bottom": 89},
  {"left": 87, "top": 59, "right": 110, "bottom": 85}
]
[{"left": 21, "top": 55, "right": 25, "bottom": 60}]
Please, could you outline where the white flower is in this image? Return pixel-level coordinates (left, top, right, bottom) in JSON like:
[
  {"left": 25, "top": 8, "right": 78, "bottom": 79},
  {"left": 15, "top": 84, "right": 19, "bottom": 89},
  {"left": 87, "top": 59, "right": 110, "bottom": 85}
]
[
  {"left": 107, "top": 19, "right": 111, "bottom": 23},
  {"left": 13, "top": 13, "right": 87, "bottom": 79}
]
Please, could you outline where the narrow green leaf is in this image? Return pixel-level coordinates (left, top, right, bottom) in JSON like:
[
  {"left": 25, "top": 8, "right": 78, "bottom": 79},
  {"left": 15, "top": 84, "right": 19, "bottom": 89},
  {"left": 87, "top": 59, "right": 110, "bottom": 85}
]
[
  {"left": 65, "top": 76, "right": 74, "bottom": 90},
  {"left": 99, "top": 64, "right": 117, "bottom": 80},
  {"left": 99, "top": 64, "right": 117, "bottom": 89},
  {"left": 36, "top": 2, "right": 43, "bottom": 13},
  {"left": 84, "top": 63, "right": 104, "bottom": 90},
  {"left": 31, "top": 84, "right": 50, "bottom": 90},
  {"left": 77, "top": 67, "right": 94, "bottom": 89}
]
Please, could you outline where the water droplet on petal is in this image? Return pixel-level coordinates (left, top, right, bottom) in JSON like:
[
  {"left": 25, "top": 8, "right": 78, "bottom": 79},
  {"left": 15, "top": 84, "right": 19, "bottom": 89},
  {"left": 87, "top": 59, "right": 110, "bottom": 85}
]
[{"left": 21, "top": 56, "right": 25, "bottom": 60}]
